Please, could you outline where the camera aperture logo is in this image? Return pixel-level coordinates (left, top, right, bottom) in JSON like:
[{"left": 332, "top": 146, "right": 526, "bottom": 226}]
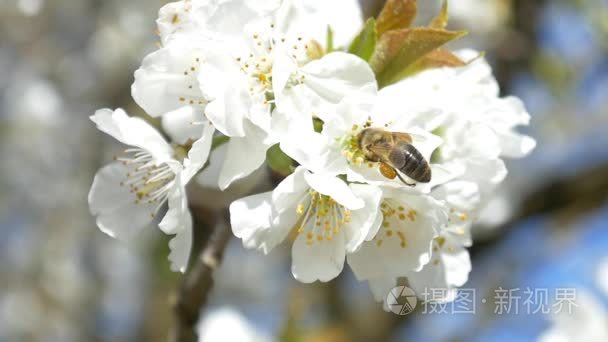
[{"left": 387, "top": 286, "right": 418, "bottom": 315}]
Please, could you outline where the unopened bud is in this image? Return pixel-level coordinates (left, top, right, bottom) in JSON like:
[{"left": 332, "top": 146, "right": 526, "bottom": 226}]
[{"left": 306, "top": 40, "right": 324, "bottom": 60}]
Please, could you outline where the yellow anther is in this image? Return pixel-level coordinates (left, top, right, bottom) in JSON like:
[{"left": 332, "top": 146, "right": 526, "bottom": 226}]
[{"left": 407, "top": 210, "right": 417, "bottom": 221}]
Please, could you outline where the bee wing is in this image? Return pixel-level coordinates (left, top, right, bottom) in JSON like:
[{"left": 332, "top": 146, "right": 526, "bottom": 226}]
[
  {"left": 405, "top": 132, "right": 430, "bottom": 143},
  {"left": 391, "top": 132, "right": 413, "bottom": 144},
  {"left": 367, "top": 143, "right": 393, "bottom": 162}
]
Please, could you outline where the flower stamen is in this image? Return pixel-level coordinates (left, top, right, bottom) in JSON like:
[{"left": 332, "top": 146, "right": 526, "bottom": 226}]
[
  {"left": 116, "top": 148, "right": 176, "bottom": 217},
  {"left": 294, "top": 190, "right": 350, "bottom": 246}
]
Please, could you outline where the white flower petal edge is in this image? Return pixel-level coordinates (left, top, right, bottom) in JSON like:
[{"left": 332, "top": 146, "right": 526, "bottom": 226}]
[
  {"left": 160, "top": 176, "right": 194, "bottom": 273},
  {"left": 89, "top": 162, "right": 159, "bottom": 241},
  {"left": 132, "top": 36, "right": 212, "bottom": 118},
  {"left": 407, "top": 232, "right": 472, "bottom": 303},
  {"left": 185, "top": 1, "right": 376, "bottom": 141},
  {"left": 88, "top": 108, "right": 214, "bottom": 273},
  {"left": 279, "top": 92, "right": 456, "bottom": 191},
  {"left": 161, "top": 106, "right": 206, "bottom": 145},
  {"left": 218, "top": 121, "right": 274, "bottom": 190},
  {"left": 348, "top": 189, "right": 449, "bottom": 281},
  {"left": 275, "top": 52, "right": 378, "bottom": 126},
  {"left": 230, "top": 167, "right": 382, "bottom": 283},
  {"left": 90, "top": 108, "right": 173, "bottom": 161},
  {"left": 360, "top": 179, "right": 480, "bottom": 305}
]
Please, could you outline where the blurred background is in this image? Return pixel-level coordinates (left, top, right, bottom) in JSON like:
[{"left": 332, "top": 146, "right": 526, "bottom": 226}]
[{"left": 1, "top": 0, "right": 607, "bottom": 341}]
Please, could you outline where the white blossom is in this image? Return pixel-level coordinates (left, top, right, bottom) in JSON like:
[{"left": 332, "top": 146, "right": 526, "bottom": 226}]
[
  {"left": 157, "top": 0, "right": 363, "bottom": 48},
  {"left": 89, "top": 0, "right": 539, "bottom": 308},
  {"left": 190, "top": 0, "right": 376, "bottom": 137},
  {"left": 383, "top": 49, "right": 536, "bottom": 198},
  {"left": 279, "top": 91, "right": 462, "bottom": 191},
  {"left": 131, "top": 34, "right": 274, "bottom": 190},
  {"left": 360, "top": 52, "right": 536, "bottom": 302},
  {"left": 88, "top": 108, "right": 214, "bottom": 272},
  {"left": 137, "top": 1, "right": 375, "bottom": 190},
  {"left": 229, "top": 167, "right": 383, "bottom": 283},
  {"left": 348, "top": 187, "right": 449, "bottom": 281}
]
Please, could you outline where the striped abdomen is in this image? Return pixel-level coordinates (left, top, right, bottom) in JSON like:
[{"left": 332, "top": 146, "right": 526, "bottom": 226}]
[{"left": 388, "top": 143, "right": 431, "bottom": 183}]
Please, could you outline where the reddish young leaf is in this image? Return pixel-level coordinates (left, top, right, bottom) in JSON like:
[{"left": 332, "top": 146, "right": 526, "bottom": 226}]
[
  {"left": 430, "top": 0, "right": 449, "bottom": 29},
  {"left": 370, "top": 27, "right": 466, "bottom": 86},
  {"left": 376, "top": 0, "right": 417, "bottom": 36}
]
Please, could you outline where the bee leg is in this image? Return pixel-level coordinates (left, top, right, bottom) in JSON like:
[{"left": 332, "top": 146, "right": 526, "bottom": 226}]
[{"left": 395, "top": 172, "right": 416, "bottom": 187}]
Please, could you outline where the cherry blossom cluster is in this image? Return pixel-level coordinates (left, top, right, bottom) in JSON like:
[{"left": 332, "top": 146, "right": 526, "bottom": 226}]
[{"left": 88, "top": 0, "right": 535, "bottom": 305}]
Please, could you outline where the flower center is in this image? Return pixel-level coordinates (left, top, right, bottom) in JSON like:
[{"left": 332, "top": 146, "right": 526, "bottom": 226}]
[
  {"left": 340, "top": 123, "right": 373, "bottom": 166},
  {"left": 115, "top": 148, "right": 175, "bottom": 217},
  {"left": 236, "top": 25, "right": 310, "bottom": 106},
  {"left": 374, "top": 200, "right": 419, "bottom": 249},
  {"left": 237, "top": 51, "right": 275, "bottom": 104},
  {"left": 294, "top": 190, "right": 351, "bottom": 245}
]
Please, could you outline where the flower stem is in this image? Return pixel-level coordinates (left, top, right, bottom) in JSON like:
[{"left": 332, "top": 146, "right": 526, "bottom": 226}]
[{"left": 169, "top": 210, "right": 232, "bottom": 342}]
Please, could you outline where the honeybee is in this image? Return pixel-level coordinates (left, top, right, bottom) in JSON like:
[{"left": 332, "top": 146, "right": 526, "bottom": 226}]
[{"left": 357, "top": 128, "right": 431, "bottom": 186}]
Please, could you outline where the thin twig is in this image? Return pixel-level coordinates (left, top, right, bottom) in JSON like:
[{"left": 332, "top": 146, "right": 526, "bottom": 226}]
[{"left": 169, "top": 213, "right": 232, "bottom": 342}]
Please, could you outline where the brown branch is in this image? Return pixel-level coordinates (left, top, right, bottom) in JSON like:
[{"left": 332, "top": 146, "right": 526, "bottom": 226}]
[{"left": 169, "top": 213, "right": 232, "bottom": 342}]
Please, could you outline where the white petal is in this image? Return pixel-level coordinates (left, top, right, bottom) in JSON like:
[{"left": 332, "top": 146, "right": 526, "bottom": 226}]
[
  {"left": 270, "top": 167, "right": 309, "bottom": 214},
  {"left": 131, "top": 39, "right": 210, "bottom": 117},
  {"left": 161, "top": 107, "right": 205, "bottom": 145},
  {"left": 348, "top": 223, "right": 436, "bottom": 280},
  {"left": 344, "top": 184, "right": 382, "bottom": 252},
  {"left": 90, "top": 108, "right": 172, "bottom": 160},
  {"left": 272, "top": 49, "right": 298, "bottom": 98},
  {"left": 291, "top": 230, "right": 346, "bottom": 283},
  {"left": 348, "top": 193, "right": 447, "bottom": 280},
  {"left": 367, "top": 276, "right": 398, "bottom": 303},
  {"left": 498, "top": 131, "right": 536, "bottom": 158},
  {"left": 157, "top": 1, "right": 202, "bottom": 44},
  {"left": 303, "top": 172, "right": 364, "bottom": 210},
  {"left": 408, "top": 237, "right": 471, "bottom": 299},
  {"left": 441, "top": 247, "right": 471, "bottom": 287},
  {"left": 158, "top": 181, "right": 188, "bottom": 235},
  {"left": 167, "top": 211, "right": 193, "bottom": 273},
  {"left": 415, "top": 161, "right": 466, "bottom": 193},
  {"left": 464, "top": 158, "right": 508, "bottom": 187},
  {"left": 199, "top": 54, "right": 250, "bottom": 137},
  {"left": 279, "top": 128, "right": 346, "bottom": 175},
  {"left": 375, "top": 84, "right": 446, "bottom": 131},
  {"left": 300, "top": 52, "right": 377, "bottom": 105},
  {"left": 230, "top": 192, "right": 284, "bottom": 254},
  {"left": 321, "top": 94, "right": 374, "bottom": 136},
  {"left": 218, "top": 122, "right": 272, "bottom": 190},
  {"left": 88, "top": 162, "right": 156, "bottom": 241},
  {"left": 181, "top": 121, "right": 215, "bottom": 183},
  {"left": 433, "top": 180, "right": 481, "bottom": 213},
  {"left": 193, "top": 0, "right": 263, "bottom": 41},
  {"left": 442, "top": 121, "right": 502, "bottom": 161}
]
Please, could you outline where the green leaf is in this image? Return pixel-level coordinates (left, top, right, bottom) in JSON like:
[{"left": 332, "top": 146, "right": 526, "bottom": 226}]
[
  {"left": 400, "top": 48, "right": 465, "bottom": 77},
  {"left": 430, "top": 0, "right": 449, "bottom": 29},
  {"left": 326, "top": 26, "right": 334, "bottom": 52},
  {"left": 370, "top": 27, "right": 467, "bottom": 87},
  {"left": 348, "top": 18, "right": 377, "bottom": 61},
  {"left": 376, "top": 0, "right": 417, "bottom": 36},
  {"left": 266, "top": 144, "right": 294, "bottom": 176}
]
